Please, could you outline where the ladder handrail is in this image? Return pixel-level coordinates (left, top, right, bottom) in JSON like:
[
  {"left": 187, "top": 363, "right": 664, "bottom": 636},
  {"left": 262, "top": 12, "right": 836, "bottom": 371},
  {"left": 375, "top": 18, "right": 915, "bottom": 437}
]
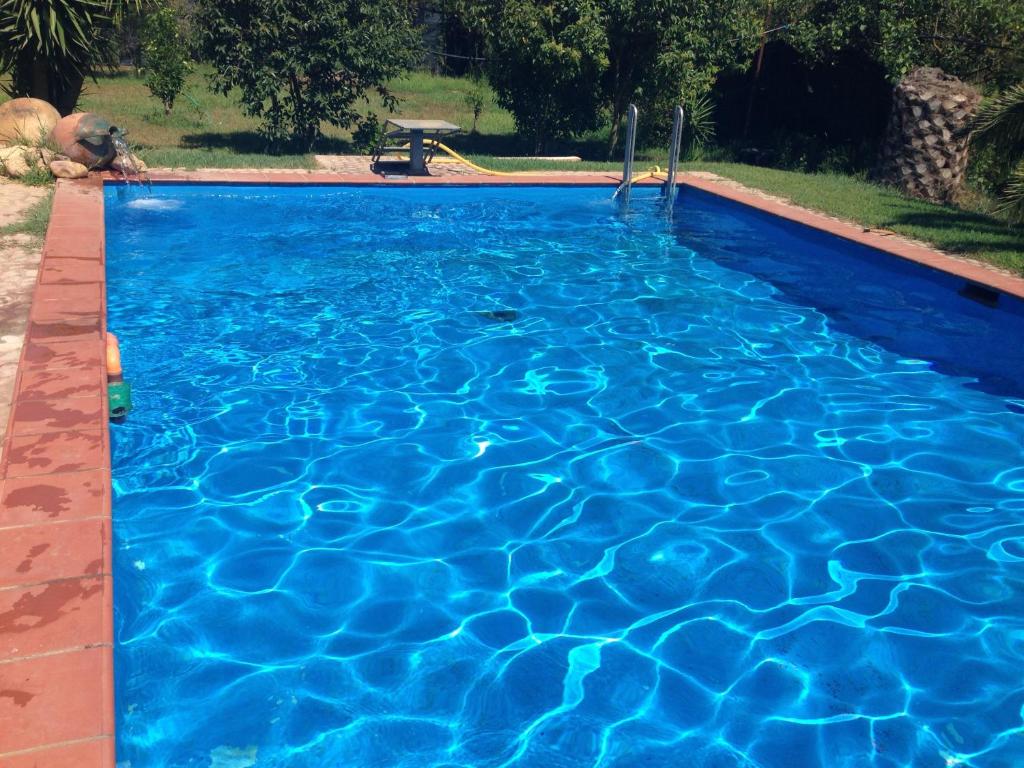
[
  {"left": 664, "top": 105, "right": 684, "bottom": 198},
  {"left": 614, "top": 104, "right": 639, "bottom": 201}
]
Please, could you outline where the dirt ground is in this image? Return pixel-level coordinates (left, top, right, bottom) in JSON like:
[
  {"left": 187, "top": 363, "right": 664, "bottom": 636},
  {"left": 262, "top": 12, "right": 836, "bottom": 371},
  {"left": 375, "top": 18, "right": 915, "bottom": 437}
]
[{"left": 0, "top": 178, "right": 48, "bottom": 460}]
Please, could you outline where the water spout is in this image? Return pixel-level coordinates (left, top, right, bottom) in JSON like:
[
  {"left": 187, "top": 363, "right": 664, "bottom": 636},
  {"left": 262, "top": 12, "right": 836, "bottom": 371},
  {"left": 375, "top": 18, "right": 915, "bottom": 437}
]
[{"left": 109, "top": 127, "right": 149, "bottom": 187}]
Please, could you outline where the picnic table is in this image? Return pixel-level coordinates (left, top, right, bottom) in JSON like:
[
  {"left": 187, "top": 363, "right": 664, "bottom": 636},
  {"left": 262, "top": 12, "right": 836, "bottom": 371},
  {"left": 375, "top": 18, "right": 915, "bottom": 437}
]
[{"left": 373, "top": 119, "right": 462, "bottom": 175}]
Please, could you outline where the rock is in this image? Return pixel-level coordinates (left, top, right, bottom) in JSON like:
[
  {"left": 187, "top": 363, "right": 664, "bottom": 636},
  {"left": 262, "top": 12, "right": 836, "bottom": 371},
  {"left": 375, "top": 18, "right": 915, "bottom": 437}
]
[
  {"left": 38, "top": 147, "right": 55, "bottom": 166},
  {"left": 876, "top": 67, "right": 980, "bottom": 204},
  {"left": 50, "top": 113, "right": 117, "bottom": 168},
  {"left": 49, "top": 159, "right": 89, "bottom": 179},
  {"left": 0, "top": 146, "right": 32, "bottom": 178},
  {"left": 0, "top": 98, "right": 60, "bottom": 147},
  {"left": 110, "top": 153, "right": 147, "bottom": 174}
]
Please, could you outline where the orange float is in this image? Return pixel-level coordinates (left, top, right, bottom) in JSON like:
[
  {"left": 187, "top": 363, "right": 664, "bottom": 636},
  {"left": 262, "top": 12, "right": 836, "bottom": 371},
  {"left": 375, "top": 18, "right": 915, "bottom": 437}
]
[
  {"left": 106, "top": 332, "right": 123, "bottom": 380},
  {"left": 106, "top": 333, "right": 132, "bottom": 422}
]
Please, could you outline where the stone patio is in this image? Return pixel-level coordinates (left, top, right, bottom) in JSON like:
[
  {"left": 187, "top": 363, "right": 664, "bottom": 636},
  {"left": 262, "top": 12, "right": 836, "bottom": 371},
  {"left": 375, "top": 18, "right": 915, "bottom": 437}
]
[
  {"left": 315, "top": 154, "right": 480, "bottom": 175},
  {"left": 0, "top": 179, "right": 48, "bottom": 464}
]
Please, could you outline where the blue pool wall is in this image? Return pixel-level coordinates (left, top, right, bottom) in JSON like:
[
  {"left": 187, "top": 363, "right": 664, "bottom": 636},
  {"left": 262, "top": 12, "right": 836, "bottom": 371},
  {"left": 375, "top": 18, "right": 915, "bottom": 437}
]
[{"left": 675, "top": 185, "right": 1024, "bottom": 400}]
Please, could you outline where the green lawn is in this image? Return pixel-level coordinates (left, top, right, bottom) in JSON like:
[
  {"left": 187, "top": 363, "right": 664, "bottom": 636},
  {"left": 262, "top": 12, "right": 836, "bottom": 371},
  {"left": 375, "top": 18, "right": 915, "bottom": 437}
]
[
  {"left": 4, "top": 68, "right": 1022, "bottom": 274},
  {"left": 74, "top": 67, "right": 662, "bottom": 168}
]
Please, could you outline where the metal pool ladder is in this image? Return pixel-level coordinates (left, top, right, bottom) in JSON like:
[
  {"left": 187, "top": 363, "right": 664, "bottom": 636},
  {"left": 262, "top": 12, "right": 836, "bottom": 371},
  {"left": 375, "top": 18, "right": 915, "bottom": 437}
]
[
  {"left": 613, "top": 104, "right": 639, "bottom": 201},
  {"left": 613, "top": 104, "right": 685, "bottom": 202},
  {"left": 664, "top": 105, "right": 684, "bottom": 200}
]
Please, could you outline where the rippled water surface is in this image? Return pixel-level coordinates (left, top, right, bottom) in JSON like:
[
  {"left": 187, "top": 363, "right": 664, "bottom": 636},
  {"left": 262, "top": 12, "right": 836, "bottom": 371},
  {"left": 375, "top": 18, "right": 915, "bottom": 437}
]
[{"left": 106, "top": 185, "right": 1024, "bottom": 768}]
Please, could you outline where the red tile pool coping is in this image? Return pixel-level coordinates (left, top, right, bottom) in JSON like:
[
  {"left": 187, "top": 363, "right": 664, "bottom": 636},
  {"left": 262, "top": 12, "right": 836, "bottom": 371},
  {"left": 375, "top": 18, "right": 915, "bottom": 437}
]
[
  {"left": 1, "top": 170, "right": 1021, "bottom": 766},
  {"left": 0, "top": 175, "right": 114, "bottom": 767}
]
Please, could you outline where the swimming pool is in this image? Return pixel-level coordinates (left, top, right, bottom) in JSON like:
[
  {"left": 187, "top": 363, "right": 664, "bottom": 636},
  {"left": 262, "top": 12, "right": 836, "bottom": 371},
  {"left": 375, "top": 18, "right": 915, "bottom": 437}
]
[{"left": 106, "top": 184, "right": 1024, "bottom": 768}]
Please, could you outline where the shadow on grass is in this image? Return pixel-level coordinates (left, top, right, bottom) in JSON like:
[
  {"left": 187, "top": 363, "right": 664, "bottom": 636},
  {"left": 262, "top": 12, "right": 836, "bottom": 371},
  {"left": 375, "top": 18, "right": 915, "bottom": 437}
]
[
  {"left": 179, "top": 126, "right": 631, "bottom": 162},
  {"left": 880, "top": 205, "right": 1024, "bottom": 260},
  {"left": 444, "top": 131, "right": 617, "bottom": 161},
  {"left": 181, "top": 131, "right": 356, "bottom": 155}
]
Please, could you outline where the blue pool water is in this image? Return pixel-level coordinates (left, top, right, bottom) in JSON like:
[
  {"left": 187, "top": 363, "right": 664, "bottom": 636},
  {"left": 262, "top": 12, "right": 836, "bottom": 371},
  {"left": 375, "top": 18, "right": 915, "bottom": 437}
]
[{"left": 105, "top": 185, "right": 1024, "bottom": 768}]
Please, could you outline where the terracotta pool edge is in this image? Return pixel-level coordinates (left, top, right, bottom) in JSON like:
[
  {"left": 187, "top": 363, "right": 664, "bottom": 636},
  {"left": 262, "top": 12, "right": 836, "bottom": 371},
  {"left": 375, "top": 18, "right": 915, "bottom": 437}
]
[{"left": 0, "top": 176, "right": 113, "bottom": 766}]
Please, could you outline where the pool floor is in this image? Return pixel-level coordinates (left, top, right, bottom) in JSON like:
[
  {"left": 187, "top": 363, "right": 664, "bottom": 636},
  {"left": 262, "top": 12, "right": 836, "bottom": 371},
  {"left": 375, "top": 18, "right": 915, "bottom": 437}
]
[{"left": 106, "top": 185, "right": 1024, "bottom": 767}]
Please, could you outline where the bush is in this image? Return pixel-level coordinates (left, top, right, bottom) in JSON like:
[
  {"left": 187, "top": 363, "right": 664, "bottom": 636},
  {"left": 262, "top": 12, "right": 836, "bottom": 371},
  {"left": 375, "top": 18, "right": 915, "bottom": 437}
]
[
  {"left": 196, "top": 0, "right": 417, "bottom": 152},
  {"left": 142, "top": 3, "right": 191, "bottom": 115},
  {"left": 463, "top": 86, "right": 486, "bottom": 133},
  {"left": 467, "top": 0, "right": 608, "bottom": 154}
]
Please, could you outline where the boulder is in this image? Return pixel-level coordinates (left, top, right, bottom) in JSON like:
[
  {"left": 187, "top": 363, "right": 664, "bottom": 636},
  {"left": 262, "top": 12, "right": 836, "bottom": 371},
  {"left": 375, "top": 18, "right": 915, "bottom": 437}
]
[
  {"left": 110, "top": 153, "right": 148, "bottom": 174},
  {"left": 50, "top": 113, "right": 117, "bottom": 168},
  {"left": 0, "top": 146, "right": 32, "bottom": 178},
  {"left": 49, "top": 159, "right": 89, "bottom": 179},
  {"left": 876, "top": 67, "right": 981, "bottom": 204},
  {"left": 0, "top": 98, "right": 60, "bottom": 147}
]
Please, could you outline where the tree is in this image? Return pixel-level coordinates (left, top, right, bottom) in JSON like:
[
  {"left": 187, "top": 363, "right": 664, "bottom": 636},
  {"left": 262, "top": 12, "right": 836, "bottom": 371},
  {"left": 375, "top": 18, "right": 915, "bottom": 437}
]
[
  {"left": 455, "top": 0, "right": 758, "bottom": 156},
  {"left": 972, "top": 83, "right": 1024, "bottom": 223},
  {"left": 602, "top": 0, "right": 760, "bottom": 156},
  {"left": 0, "top": 0, "right": 141, "bottom": 115},
  {"left": 142, "top": 2, "right": 190, "bottom": 114},
  {"left": 731, "top": 0, "right": 1024, "bottom": 171},
  {"left": 776, "top": 0, "right": 1024, "bottom": 87},
  {"left": 195, "top": 0, "right": 418, "bottom": 152},
  {"left": 456, "top": 0, "right": 607, "bottom": 154}
]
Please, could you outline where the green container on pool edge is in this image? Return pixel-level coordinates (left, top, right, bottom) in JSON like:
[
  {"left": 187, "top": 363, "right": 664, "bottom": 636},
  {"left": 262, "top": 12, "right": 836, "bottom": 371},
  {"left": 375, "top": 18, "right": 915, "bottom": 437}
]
[{"left": 108, "top": 380, "right": 133, "bottom": 421}]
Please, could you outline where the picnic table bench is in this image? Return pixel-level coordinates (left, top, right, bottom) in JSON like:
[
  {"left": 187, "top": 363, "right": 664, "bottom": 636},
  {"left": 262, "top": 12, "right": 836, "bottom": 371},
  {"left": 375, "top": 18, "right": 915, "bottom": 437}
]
[{"left": 372, "top": 119, "right": 462, "bottom": 175}]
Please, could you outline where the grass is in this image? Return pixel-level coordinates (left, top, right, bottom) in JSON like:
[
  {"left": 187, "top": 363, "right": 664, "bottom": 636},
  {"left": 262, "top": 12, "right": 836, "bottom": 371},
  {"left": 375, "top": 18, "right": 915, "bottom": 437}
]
[
  {"left": 0, "top": 190, "right": 53, "bottom": 242},
  {"left": 74, "top": 67, "right": 660, "bottom": 167},
  {"left": 4, "top": 67, "right": 1022, "bottom": 273},
  {"left": 75, "top": 67, "right": 527, "bottom": 168}
]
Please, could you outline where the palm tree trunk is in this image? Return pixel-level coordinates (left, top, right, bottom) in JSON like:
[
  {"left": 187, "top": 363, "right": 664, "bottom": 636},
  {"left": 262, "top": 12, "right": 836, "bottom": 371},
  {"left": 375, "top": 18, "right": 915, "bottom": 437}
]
[
  {"left": 51, "top": 71, "right": 85, "bottom": 117},
  {"left": 15, "top": 52, "right": 85, "bottom": 116}
]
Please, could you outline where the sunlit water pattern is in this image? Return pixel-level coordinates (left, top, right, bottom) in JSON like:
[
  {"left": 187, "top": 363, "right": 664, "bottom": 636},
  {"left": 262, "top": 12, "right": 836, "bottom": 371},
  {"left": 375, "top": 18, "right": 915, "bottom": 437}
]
[{"left": 106, "top": 185, "right": 1024, "bottom": 768}]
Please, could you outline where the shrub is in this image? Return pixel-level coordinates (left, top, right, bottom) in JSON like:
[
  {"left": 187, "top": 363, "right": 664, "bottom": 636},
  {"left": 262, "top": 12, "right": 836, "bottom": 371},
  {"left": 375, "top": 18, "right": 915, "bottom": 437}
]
[
  {"left": 195, "top": 0, "right": 417, "bottom": 152},
  {"left": 142, "top": 3, "right": 191, "bottom": 115},
  {"left": 463, "top": 86, "right": 486, "bottom": 133},
  {"left": 971, "top": 83, "right": 1024, "bottom": 223}
]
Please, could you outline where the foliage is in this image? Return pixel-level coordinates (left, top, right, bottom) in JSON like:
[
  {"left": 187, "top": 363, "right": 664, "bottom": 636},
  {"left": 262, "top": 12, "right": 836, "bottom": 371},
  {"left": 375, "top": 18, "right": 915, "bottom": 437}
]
[
  {"left": 680, "top": 94, "right": 715, "bottom": 159},
  {"left": 142, "top": 2, "right": 190, "bottom": 114},
  {"left": 456, "top": 0, "right": 757, "bottom": 155},
  {"left": 462, "top": 84, "right": 485, "bottom": 133},
  {"left": 973, "top": 83, "right": 1024, "bottom": 147},
  {"left": 195, "top": 0, "right": 417, "bottom": 151},
  {"left": 455, "top": 0, "right": 608, "bottom": 153},
  {"left": 971, "top": 83, "right": 1024, "bottom": 222},
  {"left": 0, "top": 0, "right": 140, "bottom": 114},
  {"left": 602, "top": 0, "right": 759, "bottom": 156},
  {"left": 350, "top": 112, "right": 381, "bottom": 153},
  {"left": 16, "top": 160, "right": 53, "bottom": 185},
  {"left": 776, "top": 0, "right": 1024, "bottom": 87}
]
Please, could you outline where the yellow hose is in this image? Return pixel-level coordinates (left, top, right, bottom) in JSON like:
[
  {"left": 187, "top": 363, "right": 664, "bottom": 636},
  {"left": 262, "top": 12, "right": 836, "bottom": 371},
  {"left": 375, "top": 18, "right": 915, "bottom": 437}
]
[
  {"left": 625, "top": 167, "right": 668, "bottom": 184},
  {"left": 400, "top": 140, "right": 667, "bottom": 183},
  {"left": 419, "top": 140, "right": 526, "bottom": 177}
]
